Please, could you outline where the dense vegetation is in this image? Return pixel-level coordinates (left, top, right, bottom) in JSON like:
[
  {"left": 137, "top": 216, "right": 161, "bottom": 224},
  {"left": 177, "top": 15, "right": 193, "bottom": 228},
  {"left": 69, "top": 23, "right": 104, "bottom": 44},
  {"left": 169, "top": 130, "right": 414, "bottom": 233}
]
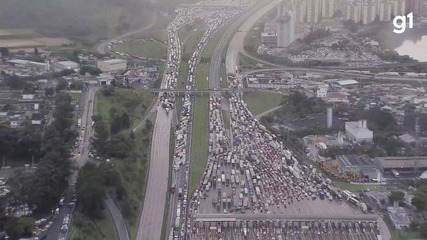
[
  {"left": 83, "top": 88, "right": 153, "bottom": 238},
  {"left": 1, "top": 93, "right": 76, "bottom": 239}
]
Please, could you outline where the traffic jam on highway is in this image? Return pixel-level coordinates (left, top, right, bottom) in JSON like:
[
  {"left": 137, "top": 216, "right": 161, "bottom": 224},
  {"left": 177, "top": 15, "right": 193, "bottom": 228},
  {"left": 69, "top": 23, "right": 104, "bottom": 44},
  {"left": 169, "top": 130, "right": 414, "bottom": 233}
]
[
  {"left": 183, "top": 69, "right": 381, "bottom": 239},
  {"left": 164, "top": 6, "right": 241, "bottom": 240}
]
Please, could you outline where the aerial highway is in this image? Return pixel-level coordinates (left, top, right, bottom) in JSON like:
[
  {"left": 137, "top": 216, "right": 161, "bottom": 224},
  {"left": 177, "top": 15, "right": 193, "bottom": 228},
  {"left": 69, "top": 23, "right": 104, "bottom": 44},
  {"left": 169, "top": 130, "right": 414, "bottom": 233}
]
[{"left": 137, "top": 7, "right": 189, "bottom": 240}]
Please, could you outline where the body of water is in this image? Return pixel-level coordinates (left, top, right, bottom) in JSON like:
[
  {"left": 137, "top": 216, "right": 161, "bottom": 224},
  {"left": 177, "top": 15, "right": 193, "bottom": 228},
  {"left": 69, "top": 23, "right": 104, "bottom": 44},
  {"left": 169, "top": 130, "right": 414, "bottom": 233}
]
[{"left": 395, "top": 35, "right": 427, "bottom": 62}]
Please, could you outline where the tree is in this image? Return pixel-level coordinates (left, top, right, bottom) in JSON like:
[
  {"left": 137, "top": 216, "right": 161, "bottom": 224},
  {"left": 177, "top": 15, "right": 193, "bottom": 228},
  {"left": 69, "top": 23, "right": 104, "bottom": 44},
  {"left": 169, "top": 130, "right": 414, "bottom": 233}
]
[
  {"left": 421, "top": 223, "right": 427, "bottom": 238},
  {"left": 412, "top": 196, "right": 426, "bottom": 211},
  {"left": 0, "top": 47, "right": 9, "bottom": 57},
  {"left": 93, "top": 117, "right": 110, "bottom": 154},
  {"left": 106, "top": 133, "right": 132, "bottom": 158},
  {"left": 412, "top": 184, "right": 427, "bottom": 211},
  {"left": 389, "top": 191, "right": 404, "bottom": 203},
  {"left": 77, "top": 163, "right": 105, "bottom": 219},
  {"left": 79, "top": 66, "right": 101, "bottom": 76},
  {"left": 4, "top": 217, "right": 34, "bottom": 240},
  {"left": 110, "top": 113, "right": 130, "bottom": 134},
  {"left": 56, "top": 79, "right": 67, "bottom": 91}
]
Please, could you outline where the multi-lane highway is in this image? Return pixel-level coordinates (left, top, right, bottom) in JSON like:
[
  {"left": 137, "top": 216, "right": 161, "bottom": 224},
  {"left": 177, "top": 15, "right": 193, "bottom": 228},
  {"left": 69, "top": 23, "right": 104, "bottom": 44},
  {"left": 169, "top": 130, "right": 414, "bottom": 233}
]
[{"left": 137, "top": 106, "right": 173, "bottom": 240}]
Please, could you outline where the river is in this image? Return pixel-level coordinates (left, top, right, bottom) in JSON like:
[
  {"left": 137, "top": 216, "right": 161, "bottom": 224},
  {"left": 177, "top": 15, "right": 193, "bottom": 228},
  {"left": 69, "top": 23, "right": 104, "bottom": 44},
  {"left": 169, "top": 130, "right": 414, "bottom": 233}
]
[
  {"left": 377, "top": 23, "right": 427, "bottom": 62},
  {"left": 395, "top": 35, "right": 427, "bottom": 62}
]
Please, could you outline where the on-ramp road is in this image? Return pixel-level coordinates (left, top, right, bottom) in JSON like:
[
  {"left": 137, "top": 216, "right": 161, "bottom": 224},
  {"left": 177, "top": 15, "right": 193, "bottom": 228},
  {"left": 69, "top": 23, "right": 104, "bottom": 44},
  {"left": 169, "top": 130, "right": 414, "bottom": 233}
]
[{"left": 136, "top": 106, "right": 173, "bottom": 240}]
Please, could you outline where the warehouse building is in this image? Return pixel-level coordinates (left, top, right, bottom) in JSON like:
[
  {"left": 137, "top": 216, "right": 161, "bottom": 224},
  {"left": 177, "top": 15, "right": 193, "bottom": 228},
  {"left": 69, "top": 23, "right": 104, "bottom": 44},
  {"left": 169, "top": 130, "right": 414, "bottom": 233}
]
[
  {"left": 345, "top": 120, "right": 373, "bottom": 143},
  {"left": 376, "top": 156, "right": 427, "bottom": 173},
  {"left": 54, "top": 61, "right": 79, "bottom": 72},
  {"left": 97, "top": 59, "right": 127, "bottom": 73},
  {"left": 336, "top": 154, "right": 381, "bottom": 181}
]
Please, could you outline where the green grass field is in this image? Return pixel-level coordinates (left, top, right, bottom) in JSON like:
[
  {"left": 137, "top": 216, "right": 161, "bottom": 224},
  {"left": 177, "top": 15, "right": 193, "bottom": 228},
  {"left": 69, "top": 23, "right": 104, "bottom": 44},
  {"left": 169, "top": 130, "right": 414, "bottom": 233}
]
[
  {"left": 113, "top": 39, "right": 167, "bottom": 59},
  {"left": 190, "top": 95, "right": 209, "bottom": 194},
  {"left": 95, "top": 88, "right": 153, "bottom": 128},
  {"left": 243, "top": 92, "right": 284, "bottom": 116},
  {"left": 70, "top": 211, "right": 117, "bottom": 240},
  {"left": 195, "top": 62, "right": 210, "bottom": 89}
]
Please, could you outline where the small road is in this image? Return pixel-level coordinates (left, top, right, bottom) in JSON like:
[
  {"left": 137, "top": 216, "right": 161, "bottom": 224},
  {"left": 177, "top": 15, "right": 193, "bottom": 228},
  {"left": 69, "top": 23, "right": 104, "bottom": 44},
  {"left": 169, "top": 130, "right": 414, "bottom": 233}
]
[
  {"left": 255, "top": 105, "right": 282, "bottom": 119},
  {"left": 105, "top": 196, "right": 130, "bottom": 240},
  {"left": 136, "top": 107, "right": 173, "bottom": 240},
  {"left": 96, "top": 13, "right": 158, "bottom": 54},
  {"left": 45, "top": 85, "right": 98, "bottom": 240}
]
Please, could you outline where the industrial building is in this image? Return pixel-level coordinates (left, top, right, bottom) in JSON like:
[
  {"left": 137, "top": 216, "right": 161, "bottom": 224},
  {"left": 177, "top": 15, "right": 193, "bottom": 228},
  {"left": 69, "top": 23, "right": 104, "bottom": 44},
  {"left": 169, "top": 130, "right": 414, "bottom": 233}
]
[
  {"left": 261, "top": 32, "right": 278, "bottom": 47},
  {"left": 376, "top": 156, "right": 427, "bottom": 173},
  {"left": 336, "top": 155, "right": 381, "bottom": 181},
  {"left": 345, "top": 120, "right": 374, "bottom": 143},
  {"left": 54, "top": 61, "right": 79, "bottom": 72},
  {"left": 97, "top": 59, "right": 128, "bottom": 73}
]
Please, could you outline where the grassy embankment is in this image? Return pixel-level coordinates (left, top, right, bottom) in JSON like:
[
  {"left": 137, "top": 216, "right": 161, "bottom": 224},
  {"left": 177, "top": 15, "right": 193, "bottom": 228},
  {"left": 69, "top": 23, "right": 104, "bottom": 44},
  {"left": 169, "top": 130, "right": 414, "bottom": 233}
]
[
  {"left": 243, "top": 91, "right": 284, "bottom": 116},
  {"left": 189, "top": 28, "right": 226, "bottom": 194},
  {"left": 111, "top": 28, "right": 168, "bottom": 60},
  {"left": 71, "top": 88, "right": 153, "bottom": 240},
  {"left": 175, "top": 25, "right": 205, "bottom": 112},
  {"left": 95, "top": 88, "right": 154, "bottom": 240}
]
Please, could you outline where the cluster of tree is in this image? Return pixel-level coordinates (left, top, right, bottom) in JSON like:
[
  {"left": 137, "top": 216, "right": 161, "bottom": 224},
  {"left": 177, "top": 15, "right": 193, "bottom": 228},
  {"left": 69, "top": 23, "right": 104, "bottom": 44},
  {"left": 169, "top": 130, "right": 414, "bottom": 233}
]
[
  {"left": 0, "top": 93, "right": 76, "bottom": 239},
  {"left": 12, "top": 93, "right": 76, "bottom": 213},
  {"left": 92, "top": 115, "right": 133, "bottom": 159},
  {"left": 281, "top": 91, "right": 326, "bottom": 118},
  {"left": 80, "top": 66, "right": 102, "bottom": 76},
  {"left": 76, "top": 163, "right": 124, "bottom": 218},
  {"left": 110, "top": 111, "right": 131, "bottom": 135},
  {"left": 0, "top": 214, "right": 34, "bottom": 240},
  {"left": 0, "top": 125, "right": 42, "bottom": 164},
  {"left": 389, "top": 191, "right": 405, "bottom": 203},
  {"left": 342, "top": 20, "right": 360, "bottom": 33},
  {"left": 377, "top": 50, "right": 415, "bottom": 63},
  {"left": 301, "top": 29, "right": 331, "bottom": 44},
  {"left": 412, "top": 183, "right": 427, "bottom": 211}
]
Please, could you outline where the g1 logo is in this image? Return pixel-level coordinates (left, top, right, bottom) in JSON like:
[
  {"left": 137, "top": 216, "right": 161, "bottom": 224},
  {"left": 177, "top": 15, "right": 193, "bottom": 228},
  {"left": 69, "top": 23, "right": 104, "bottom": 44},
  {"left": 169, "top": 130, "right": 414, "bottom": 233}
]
[{"left": 393, "top": 12, "right": 414, "bottom": 34}]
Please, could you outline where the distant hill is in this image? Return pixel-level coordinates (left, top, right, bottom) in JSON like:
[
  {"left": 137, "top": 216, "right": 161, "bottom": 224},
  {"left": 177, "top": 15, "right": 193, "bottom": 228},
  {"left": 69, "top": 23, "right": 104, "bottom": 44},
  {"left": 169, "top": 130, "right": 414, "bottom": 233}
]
[{"left": 0, "top": 0, "right": 154, "bottom": 44}]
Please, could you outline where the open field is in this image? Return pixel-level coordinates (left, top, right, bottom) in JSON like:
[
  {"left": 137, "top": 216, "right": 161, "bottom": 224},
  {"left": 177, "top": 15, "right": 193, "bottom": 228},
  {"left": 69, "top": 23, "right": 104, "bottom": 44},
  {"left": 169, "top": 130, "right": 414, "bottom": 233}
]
[
  {"left": 189, "top": 26, "right": 226, "bottom": 194},
  {"left": 95, "top": 88, "right": 153, "bottom": 128},
  {"left": 113, "top": 39, "right": 167, "bottom": 59},
  {"left": 243, "top": 91, "right": 284, "bottom": 115},
  {"left": 190, "top": 95, "right": 209, "bottom": 194}
]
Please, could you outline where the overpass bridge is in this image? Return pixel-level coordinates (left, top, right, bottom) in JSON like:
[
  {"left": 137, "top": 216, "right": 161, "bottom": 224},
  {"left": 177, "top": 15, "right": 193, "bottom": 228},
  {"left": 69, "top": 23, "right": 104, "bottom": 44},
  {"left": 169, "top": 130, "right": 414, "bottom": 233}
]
[
  {"left": 150, "top": 87, "right": 282, "bottom": 95},
  {"left": 193, "top": 213, "right": 379, "bottom": 223}
]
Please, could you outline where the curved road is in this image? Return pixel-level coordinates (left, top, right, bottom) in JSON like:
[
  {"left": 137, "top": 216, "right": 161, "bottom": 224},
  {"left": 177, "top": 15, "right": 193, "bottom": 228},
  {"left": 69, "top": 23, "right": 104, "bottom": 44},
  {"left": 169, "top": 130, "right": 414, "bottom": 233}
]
[
  {"left": 225, "top": 0, "right": 281, "bottom": 74},
  {"left": 96, "top": 13, "right": 158, "bottom": 55}
]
